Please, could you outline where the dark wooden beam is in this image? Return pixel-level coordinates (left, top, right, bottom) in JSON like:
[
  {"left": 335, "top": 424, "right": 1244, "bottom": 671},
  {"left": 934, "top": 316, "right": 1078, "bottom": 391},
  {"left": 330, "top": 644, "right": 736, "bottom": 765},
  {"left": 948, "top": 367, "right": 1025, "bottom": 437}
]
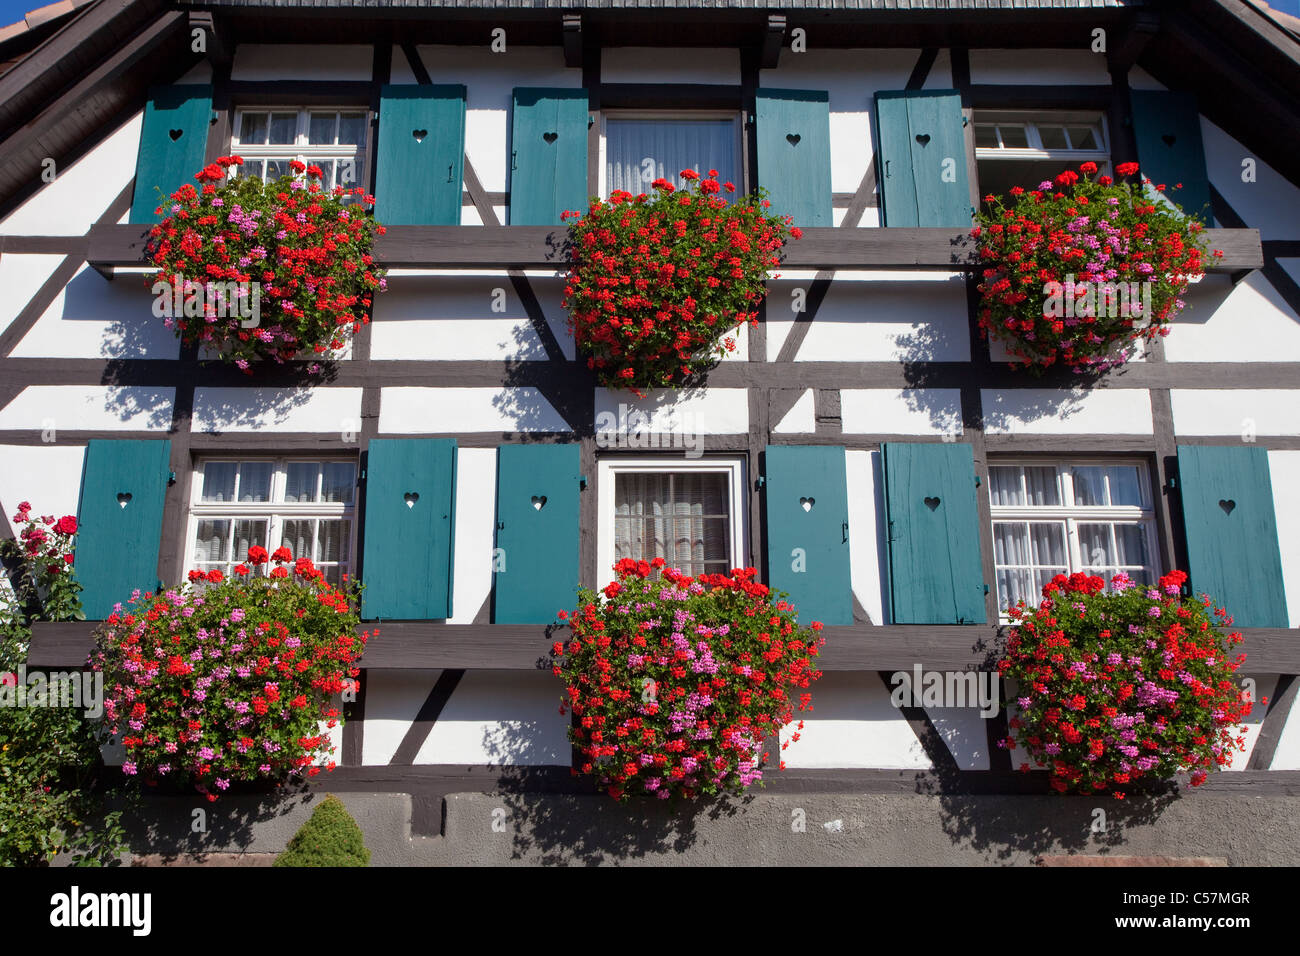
[
  {"left": 28, "top": 620, "right": 1300, "bottom": 673},
  {"left": 80, "top": 223, "right": 1264, "bottom": 273},
  {"left": 188, "top": 11, "right": 231, "bottom": 67},
  {"left": 1106, "top": 9, "right": 1161, "bottom": 73},
  {"left": 562, "top": 14, "right": 582, "bottom": 69},
  {"left": 760, "top": 14, "right": 786, "bottom": 70}
]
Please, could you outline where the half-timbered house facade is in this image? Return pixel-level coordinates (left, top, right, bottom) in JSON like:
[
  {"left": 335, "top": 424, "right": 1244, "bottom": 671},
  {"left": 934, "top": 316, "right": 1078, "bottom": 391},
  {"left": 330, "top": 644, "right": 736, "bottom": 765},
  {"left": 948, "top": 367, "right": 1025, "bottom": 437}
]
[{"left": 2, "top": 0, "right": 1300, "bottom": 840}]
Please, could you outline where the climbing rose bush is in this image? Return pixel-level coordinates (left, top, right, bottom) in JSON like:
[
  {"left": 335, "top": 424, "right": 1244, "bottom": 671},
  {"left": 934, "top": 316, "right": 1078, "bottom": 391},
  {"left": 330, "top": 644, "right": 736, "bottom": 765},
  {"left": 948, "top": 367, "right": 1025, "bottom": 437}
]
[
  {"left": 92, "top": 547, "right": 369, "bottom": 799},
  {"left": 552, "top": 559, "right": 825, "bottom": 801},
  {"left": 998, "top": 570, "right": 1256, "bottom": 799},
  {"left": 145, "top": 156, "right": 387, "bottom": 370},
  {"left": 973, "top": 161, "right": 1218, "bottom": 372},
  {"left": 562, "top": 171, "right": 800, "bottom": 394}
]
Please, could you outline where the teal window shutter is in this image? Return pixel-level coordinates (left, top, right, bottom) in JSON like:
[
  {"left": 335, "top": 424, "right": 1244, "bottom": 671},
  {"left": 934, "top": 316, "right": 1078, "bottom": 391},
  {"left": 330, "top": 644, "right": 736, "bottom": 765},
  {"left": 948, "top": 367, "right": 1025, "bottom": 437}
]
[
  {"left": 130, "top": 85, "right": 213, "bottom": 224},
  {"left": 755, "top": 89, "right": 832, "bottom": 227},
  {"left": 874, "top": 90, "right": 972, "bottom": 228},
  {"left": 361, "top": 439, "right": 457, "bottom": 620},
  {"left": 509, "top": 87, "right": 589, "bottom": 225},
  {"left": 1175, "top": 446, "right": 1287, "bottom": 627},
  {"left": 1130, "top": 90, "right": 1213, "bottom": 223},
  {"left": 493, "top": 444, "right": 581, "bottom": 623},
  {"left": 764, "top": 445, "right": 852, "bottom": 625},
  {"left": 74, "top": 439, "right": 171, "bottom": 619},
  {"left": 881, "top": 442, "right": 986, "bottom": 625},
  {"left": 375, "top": 84, "right": 467, "bottom": 225}
]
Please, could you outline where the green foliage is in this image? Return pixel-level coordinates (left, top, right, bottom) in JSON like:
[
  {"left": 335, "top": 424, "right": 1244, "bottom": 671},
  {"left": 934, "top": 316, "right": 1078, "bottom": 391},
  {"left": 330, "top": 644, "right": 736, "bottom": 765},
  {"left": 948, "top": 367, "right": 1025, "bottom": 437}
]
[
  {"left": 273, "top": 794, "right": 370, "bottom": 867},
  {"left": 0, "top": 506, "right": 129, "bottom": 867}
]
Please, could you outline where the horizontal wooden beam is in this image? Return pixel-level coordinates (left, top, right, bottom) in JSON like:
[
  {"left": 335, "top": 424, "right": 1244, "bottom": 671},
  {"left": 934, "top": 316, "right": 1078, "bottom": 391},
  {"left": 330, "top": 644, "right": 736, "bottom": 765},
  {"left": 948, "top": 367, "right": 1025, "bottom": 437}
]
[
  {"left": 26, "top": 620, "right": 1299, "bottom": 672},
  {"left": 75, "top": 223, "right": 1263, "bottom": 273}
]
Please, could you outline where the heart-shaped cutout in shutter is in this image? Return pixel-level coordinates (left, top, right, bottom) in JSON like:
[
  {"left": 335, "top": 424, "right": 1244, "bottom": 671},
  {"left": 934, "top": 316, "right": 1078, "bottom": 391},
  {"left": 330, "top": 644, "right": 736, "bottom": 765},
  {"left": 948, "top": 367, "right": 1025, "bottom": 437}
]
[
  {"left": 799, "top": 496, "right": 815, "bottom": 512},
  {"left": 924, "top": 496, "right": 941, "bottom": 511},
  {"left": 531, "top": 495, "right": 547, "bottom": 511},
  {"left": 915, "top": 133, "right": 931, "bottom": 147},
  {"left": 543, "top": 131, "right": 558, "bottom": 144},
  {"left": 1218, "top": 499, "right": 1236, "bottom": 516},
  {"left": 412, "top": 129, "right": 428, "bottom": 143},
  {"left": 404, "top": 491, "right": 419, "bottom": 508},
  {"left": 1161, "top": 134, "right": 1177, "bottom": 147},
  {"left": 117, "top": 492, "right": 132, "bottom": 509},
  {"left": 786, "top": 133, "right": 801, "bottom": 146},
  {"left": 168, "top": 129, "right": 183, "bottom": 142}
]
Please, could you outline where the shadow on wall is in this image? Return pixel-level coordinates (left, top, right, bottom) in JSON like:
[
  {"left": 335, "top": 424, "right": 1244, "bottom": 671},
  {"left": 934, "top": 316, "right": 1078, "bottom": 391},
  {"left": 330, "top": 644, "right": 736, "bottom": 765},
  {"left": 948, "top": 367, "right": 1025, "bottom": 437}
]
[
  {"left": 56, "top": 269, "right": 178, "bottom": 361},
  {"left": 118, "top": 785, "right": 307, "bottom": 861},
  {"left": 493, "top": 315, "right": 596, "bottom": 438}
]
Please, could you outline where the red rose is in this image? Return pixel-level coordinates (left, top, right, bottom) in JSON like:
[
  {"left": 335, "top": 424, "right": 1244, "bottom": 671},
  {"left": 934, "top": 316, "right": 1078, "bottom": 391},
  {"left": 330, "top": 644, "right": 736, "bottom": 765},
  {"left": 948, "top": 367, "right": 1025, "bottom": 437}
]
[{"left": 54, "top": 515, "right": 77, "bottom": 535}]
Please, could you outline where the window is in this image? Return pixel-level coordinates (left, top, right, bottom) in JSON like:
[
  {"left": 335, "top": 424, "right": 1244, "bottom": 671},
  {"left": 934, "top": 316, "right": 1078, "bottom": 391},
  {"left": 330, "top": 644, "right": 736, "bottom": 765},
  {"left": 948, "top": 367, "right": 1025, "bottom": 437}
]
[
  {"left": 988, "top": 460, "right": 1158, "bottom": 614},
  {"left": 597, "top": 457, "right": 747, "bottom": 577},
  {"left": 974, "top": 111, "right": 1110, "bottom": 201},
  {"left": 188, "top": 458, "right": 358, "bottom": 586},
  {"left": 601, "top": 112, "right": 742, "bottom": 198},
  {"left": 231, "top": 109, "right": 368, "bottom": 195}
]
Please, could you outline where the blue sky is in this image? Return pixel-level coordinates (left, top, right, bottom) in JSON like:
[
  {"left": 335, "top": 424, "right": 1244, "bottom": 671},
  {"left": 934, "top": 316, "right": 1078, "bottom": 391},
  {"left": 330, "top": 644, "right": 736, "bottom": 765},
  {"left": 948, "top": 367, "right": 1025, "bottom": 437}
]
[{"left": 1, "top": 0, "right": 1298, "bottom": 35}]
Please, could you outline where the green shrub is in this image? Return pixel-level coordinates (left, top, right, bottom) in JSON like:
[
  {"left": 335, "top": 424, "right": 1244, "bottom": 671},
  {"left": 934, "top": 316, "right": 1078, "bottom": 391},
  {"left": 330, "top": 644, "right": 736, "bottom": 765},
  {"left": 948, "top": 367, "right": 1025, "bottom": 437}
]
[{"left": 274, "top": 794, "right": 370, "bottom": 867}]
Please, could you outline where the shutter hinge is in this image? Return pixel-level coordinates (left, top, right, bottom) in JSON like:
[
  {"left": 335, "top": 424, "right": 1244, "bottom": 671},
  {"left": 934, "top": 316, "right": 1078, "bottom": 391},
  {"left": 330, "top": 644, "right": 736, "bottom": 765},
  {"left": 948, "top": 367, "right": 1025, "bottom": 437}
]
[
  {"left": 167, "top": 470, "right": 176, "bottom": 485},
  {"left": 497, "top": 521, "right": 505, "bottom": 531},
  {"left": 755, "top": 476, "right": 765, "bottom": 488},
  {"left": 578, "top": 474, "right": 587, "bottom": 490}
]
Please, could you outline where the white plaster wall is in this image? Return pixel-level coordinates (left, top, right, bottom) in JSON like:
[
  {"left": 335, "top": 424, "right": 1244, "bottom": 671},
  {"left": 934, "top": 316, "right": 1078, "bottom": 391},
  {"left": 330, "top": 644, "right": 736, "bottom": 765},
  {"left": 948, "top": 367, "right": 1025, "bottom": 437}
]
[
  {"left": 0, "top": 444, "right": 87, "bottom": 520},
  {"left": 1267, "top": 450, "right": 1300, "bottom": 629},
  {"left": 840, "top": 388, "right": 963, "bottom": 436},
  {"left": 0, "top": 254, "right": 64, "bottom": 340},
  {"left": 772, "top": 389, "right": 814, "bottom": 434},
  {"left": 1270, "top": 693, "right": 1300, "bottom": 770},
  {"left": 926, "top": 705, "right": 992, "bottom": 771},
  {"left": 388, "top": 46, "right": 580, "bottom": 198},
  {"left": 601, "top": 48, "right": 740, "bottom": 85},
  {"left": 1202, "top": 120, "right": 1300, "bottom": 240},
  {"left": 981, "top": 388, "right": 1154, "bottom": 435},
  {"left": 230, "top": 45, "right": 374, "bottom": 81},
  {"left": 0, "top": 386, "right": 174, "bottom": 432},
  {"left": 778, "top": 672, "right": 930, "bottom": 769},
  {"left": 361, "top": 669, "right": 567, "bottom": 766},
  {"left": 968, "top": 49, "right": 1111, "bottom": 86},
  {"left": 1165, "top": 272, "right": 1300, "bottom": 362},
  {"left": 845, "top": 448, "right": 887, "bottom": 625},
  {"left": 592, "top": 387, "right": 748, "bottom": 435},
  {"left": 0, "top": 113, "right": 142, "bottom": 234},
  {"left": 766, "top": 274, "right": 971, "bottom": 362},
  {"left": 192, "top": 387, "right": 363, "bottom": 433},
  {"left": 415, "top": 670, "right": 568, "bottom": 765},
  {"left": 1218, "top": 675, "right": 1278, "bottom": 772},
  {"left": 380, "top": 386, "right": 571, "bottom": 433},
  {"left": 1169, "top": 389, "right": 1300, "bottom": 437},
  {"left": 10, "top": 263, "right": 180, "bottom": 360},
  {"left": 449, "top": 447, "right": 496, "bottom": 625}
]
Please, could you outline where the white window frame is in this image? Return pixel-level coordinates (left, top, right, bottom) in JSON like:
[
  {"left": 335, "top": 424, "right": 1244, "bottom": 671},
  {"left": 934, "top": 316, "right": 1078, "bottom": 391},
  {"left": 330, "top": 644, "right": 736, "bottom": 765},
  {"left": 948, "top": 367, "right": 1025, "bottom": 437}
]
[
  {"left": 230, "top": 107, "right": 369, "bottom": 191},
  {"left": 988, "top": 457, "right": 1159, "bottom": 618},
  {"left": 598, "top": 110, "right": 744, "bottom": 199},
  {"left": 974, "top": 110, "right": 1111, "bottom": 166},
  {"left": 596, "top": 456, "right": 749, "bottom": 580},
  {"left": 186, "top": 457, "right": 359, "bottom": 581}
]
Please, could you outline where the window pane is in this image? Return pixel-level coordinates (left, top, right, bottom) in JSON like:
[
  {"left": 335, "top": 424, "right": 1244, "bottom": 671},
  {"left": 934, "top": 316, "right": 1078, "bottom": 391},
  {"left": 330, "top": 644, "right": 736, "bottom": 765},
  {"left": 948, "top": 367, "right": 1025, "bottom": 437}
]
[
  {"left": 264, "top": 159, "right": 294, "bottom": 181},
  {"left": 284, "top": 462, "right": 320, "bottom": 503},
  {"left": 201, "top": 462, "right": 237, "bottom": 503},
  {"left": 998, "top": 124, "right": 1029, "bottom": 148},
  {"left": 1078, "top": 522, "right": 1115, "bottom": 567},
  {"left": 337, "top": 156, "right": 363, "bottom": 190},
  {"left": 1024, "top": 466, "right": 1061, "bottom": 506},
  {"left": 988, "top": 466, "right": 1023, "bottom": 506},
  {"left": 338, "top": 113, "right": 367, "bottom": 146},
  {"left": 239, "top": 463, "right": 272, "bottom": 502},
  {"left": 314, "top": 160, "right": 336, "bottom": 189},
  {"left": 1037, "top": 125, "right": 1068, "bottom": 150},
  {"left": 1113, "top": 524, "right": 1150, "bottom": 567},
  {"left": 239, "top": 112, "right": 268, "bottom": 145},
  {"left": 1071, "top": 466, "right": 1106, "bottom": 505},
  {"left": 194, "top": 520, "right": 230, "bottom": 564},
  {"left": 238, "top": 159, "right": 265, "bottom": 182},
  {"left": 606, "top": 118, "right": 739, "bottom": 196},
  {"left": 1029, "top": 523, "right": 1067, "bottom": 565},
  {"left": 281, "top": 519, "right": 315, "bottom": 559},
  {"left": 613, "top": 471, "right": 730, "bottom": 571},
  {"left": 318, "top": 519, "right": 350, "bottom": 564},
  {"left": 993, "top": 522, "right": 1029, "bottom": 565},
  {"left": 308, "top": 112, "right": 338, "bottom": 145},
  {"left": 997, "top": 568, "right": 1034, "bottom": 610},
  {"left": 268, "top": 112, "right": 298, "bottom": 145},
  {"left": 974, "top": 124, "right": 999, "bottom": 148},
  {"left": 322, "top": 462, "right": 356, "bottom": 503},
  {"left": 1068, "top": 126, "right": 1099, "bottom": 150},
  {"left": 233, "top": 519, "right": 267, "bottom": 561},
  {"left": 1107, "top": 465, "right": 1143, "bottom": 507}
]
